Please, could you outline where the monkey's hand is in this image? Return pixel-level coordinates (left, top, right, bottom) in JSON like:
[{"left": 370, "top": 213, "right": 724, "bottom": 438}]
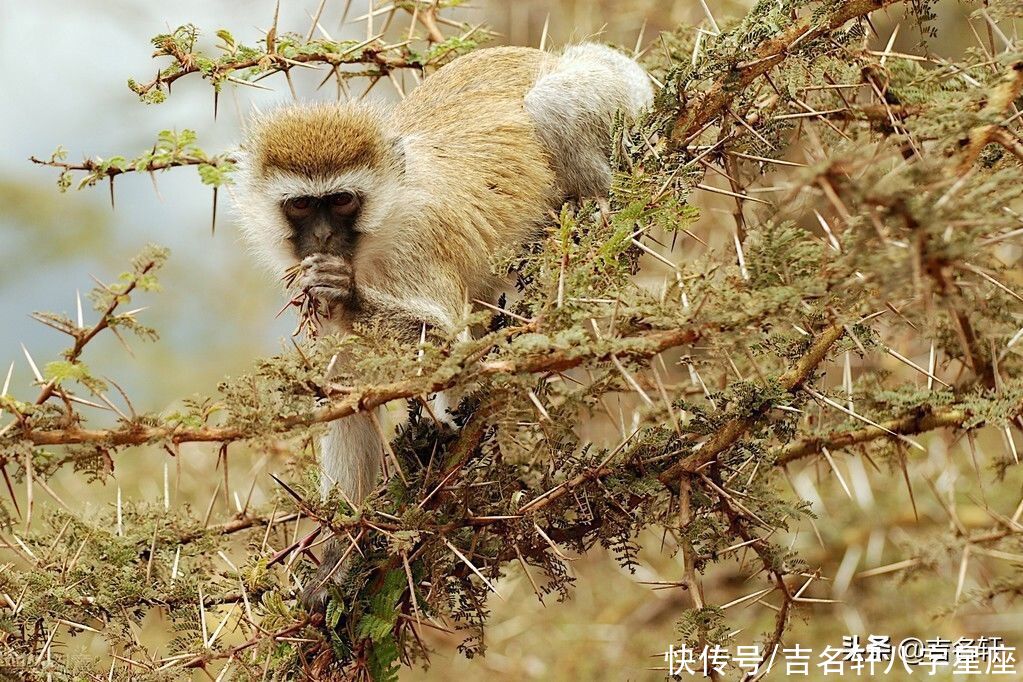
[{"left": 298, "top": 253, "right": 358, "bottom": 320}]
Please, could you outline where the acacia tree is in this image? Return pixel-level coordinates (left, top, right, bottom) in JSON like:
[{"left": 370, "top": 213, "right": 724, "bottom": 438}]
[{"left": 5, "top": 0, "right": 1023, "bottom": 679}]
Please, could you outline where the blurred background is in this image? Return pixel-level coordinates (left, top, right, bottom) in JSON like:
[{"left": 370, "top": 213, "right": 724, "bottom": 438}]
[
  {"left": 3, "top": 2, "right": 1017, "bottom": 680},
  {"left": 0, "top": 0, "right": 754, "bottom": 407}
]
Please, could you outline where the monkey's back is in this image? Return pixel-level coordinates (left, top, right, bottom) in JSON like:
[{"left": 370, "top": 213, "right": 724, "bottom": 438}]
[
  {"left": 394, "top": 47, "right": 551, "bottom": 134},
  {"left": 386, "top": 47, "right": 559, "bottom": 305},
  {"left": 371, "top": 45, "right": 651, "bottom": 318}
]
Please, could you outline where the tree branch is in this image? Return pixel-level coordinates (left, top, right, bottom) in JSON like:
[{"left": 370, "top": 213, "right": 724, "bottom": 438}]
[
  {"left": 776, "top": 400, "right": 1023, "bottom": 465},
  {"left": 670, "top": 0, "right": 909, "bottom": 147},
  {"left": 132, "top": 42, "right": 424, "bottom": 100},
  {"left": 659, "top": 324, "right": 846, "bottom": 485},
  {"left": 9, "top": 325, "right": 706, "bottom": 448},
  {"left": 29, "top": 153, "right": 232, "bottom": 183}
]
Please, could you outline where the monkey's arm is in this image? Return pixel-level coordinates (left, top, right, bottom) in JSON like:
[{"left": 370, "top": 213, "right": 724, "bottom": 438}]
[{"left": 299, "top": 253, "right": 457, "bottom": 340}]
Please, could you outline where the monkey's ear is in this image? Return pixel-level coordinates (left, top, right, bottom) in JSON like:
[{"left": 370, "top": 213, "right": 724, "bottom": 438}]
[{"left": 230, "top": 148, "right": 251, "bottom": 176}]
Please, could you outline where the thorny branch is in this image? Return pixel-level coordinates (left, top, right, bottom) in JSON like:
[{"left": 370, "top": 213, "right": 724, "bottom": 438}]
[
  {"left": 669, "top": 0, "right": 911, "bottom": 147},
  {"left": 4, "top": 325, "right": 706, "bottom": 448},
  {"left": 127, "top": 4, "right": 489, "bottom": 103},
  {"left": 28, "top": 152, "right": 234, "bottom": 185},
  {"left": 659, "top": 324, "right": 846, "bottom": 484}
]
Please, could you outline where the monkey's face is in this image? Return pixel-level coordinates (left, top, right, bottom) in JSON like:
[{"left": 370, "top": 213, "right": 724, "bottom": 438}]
[
  {"left": 233, "top": 102, "right": 405, "bottom": 277},
  {"left": 281, "top": 191, "right": 363, "bottom": 261}
]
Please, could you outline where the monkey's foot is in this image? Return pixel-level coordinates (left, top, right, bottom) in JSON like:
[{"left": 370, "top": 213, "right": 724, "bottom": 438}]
[
  {"left": 299, "top": 578, "right": 330, "bottom": 613},
  {"left": 300, "top": 538, "right": 347, "bottom": 613}
]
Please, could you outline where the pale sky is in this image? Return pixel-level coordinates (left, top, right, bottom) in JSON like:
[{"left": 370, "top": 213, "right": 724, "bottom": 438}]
[{"left": 0, "top": 1, "right": 409, "bottom": 405}]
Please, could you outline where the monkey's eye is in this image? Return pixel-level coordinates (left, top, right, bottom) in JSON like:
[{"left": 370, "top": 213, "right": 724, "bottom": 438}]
[
  {"left": 283, "top": 197, "right": 316, "bottom": 219},
  {"left": 328, "top": 192, "right": 361, "bottom": 217}
]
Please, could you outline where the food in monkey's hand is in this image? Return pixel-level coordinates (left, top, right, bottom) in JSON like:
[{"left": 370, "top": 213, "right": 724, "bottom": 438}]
[
  {"left": 281, "top": 261, "right": 324, "bottom": 338},
  {"left": 284, "top": 254, "right": 360, "bottom": 337}
]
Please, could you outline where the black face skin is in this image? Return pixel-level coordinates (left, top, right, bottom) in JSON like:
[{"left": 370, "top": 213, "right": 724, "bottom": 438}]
[{"left": 282, "top": 191, "right": 362, "bottom": 260}]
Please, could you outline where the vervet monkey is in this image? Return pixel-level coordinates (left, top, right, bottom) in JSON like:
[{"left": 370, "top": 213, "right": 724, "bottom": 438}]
[{"left": 234, "top": 43, "right": 652, "bottom": 598}]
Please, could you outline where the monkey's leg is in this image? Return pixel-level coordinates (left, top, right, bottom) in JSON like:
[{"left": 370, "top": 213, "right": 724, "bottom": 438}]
[
  {"left": 427, "top": 391, "right": 458, "bottom": 427},
  {"left": 525, "top": 43, "right": 653, "bottom": 200},
  {"left": 298, "top": 256, "right": 466, "bottom": 606},
  {"left": 347, "top": 286, "right": 468, "bottom": 429},
  {"left": 300, "top": 535, "right": 348, "bottom": 610}
]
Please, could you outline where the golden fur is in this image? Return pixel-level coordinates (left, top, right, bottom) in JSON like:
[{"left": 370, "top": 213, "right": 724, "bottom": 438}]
[
  {"left": 240, "top": 47, "right": 560, "bottom": 325},
  {"left": 250, "top": 105, "right": 390, "bottom": 178}
]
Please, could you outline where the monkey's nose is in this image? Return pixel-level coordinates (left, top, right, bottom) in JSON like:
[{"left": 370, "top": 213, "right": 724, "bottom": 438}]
[{"left": 311, "top": 221, "right": 333, "bottom": 246}]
